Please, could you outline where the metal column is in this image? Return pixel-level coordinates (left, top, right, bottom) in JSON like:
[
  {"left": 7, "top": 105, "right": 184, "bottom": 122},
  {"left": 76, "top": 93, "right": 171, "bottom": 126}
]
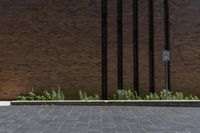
[
  {"left": 163, "top": 0, "right": 171, "bottom": 91},
  {"left": 117, "top": 0, "right": 123, "bottom": 90},
  {"left": 149, "top": 0, "right": 155, "bottom": 93},
  {"left": 102, "top": 0, "right": 108, "bottom": 99},
  {"left": 133, "top": 0, "right": 139, "bottom": 94}
]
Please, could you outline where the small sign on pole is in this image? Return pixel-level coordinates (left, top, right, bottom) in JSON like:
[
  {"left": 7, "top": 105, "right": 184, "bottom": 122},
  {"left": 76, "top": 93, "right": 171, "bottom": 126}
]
[{"left": 163, "top": 50, "right": 170, "bottom": 61}]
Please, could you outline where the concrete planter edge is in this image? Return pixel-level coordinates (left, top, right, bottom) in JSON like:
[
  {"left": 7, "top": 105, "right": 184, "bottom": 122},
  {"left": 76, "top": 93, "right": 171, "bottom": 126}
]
[{"left": 10, "top": 100, "right": 200, "bottom": 107}]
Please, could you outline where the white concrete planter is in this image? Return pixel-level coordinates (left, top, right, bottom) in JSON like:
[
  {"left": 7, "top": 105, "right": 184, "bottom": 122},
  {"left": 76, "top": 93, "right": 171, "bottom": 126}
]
[{"left": 0, "top": 101, "right": 11, "bottom": 106}]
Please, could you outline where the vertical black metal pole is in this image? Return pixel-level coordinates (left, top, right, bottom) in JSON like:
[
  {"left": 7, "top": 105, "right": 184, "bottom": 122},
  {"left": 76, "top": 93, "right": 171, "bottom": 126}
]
[
  {"left": 163, "top": 0, "right": 171, "bottom": 91},
  {"left": 117, "top": 0, "right": 123, "bottom": 90},
  {"left": 102, "top": 0, "right": 107, "bottom": 99},
  {"left": 149, "top": 0, "right": 155, "bottom": 93},
  {"left": 133, "top": 0, "right": 139, "bottom": 94}
]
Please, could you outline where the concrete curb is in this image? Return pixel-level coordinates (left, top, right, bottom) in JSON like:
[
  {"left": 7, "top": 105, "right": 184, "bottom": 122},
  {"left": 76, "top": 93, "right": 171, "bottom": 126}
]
[
  {"left": 11, "top": 100, "right": 200, "bottom": 107},
  {"left": 0, "top": 101, "right": 11, "bottom": 106}
]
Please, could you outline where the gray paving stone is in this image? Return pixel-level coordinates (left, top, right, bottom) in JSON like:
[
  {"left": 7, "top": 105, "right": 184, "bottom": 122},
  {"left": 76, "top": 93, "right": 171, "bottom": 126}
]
[
  {"left": 0, "top": 106, "right": 200, "bottom": 133},
  {"left": 58, "top": 125, "right": 73, "bottom": 133},
  {"left": 13, "top": 126, "right": 31, "bottom": 133},
  {"left": 87, "top": 130, "right": 101, "bottom": 133},
  {"left": 90, "top": 112, "right": 101, "bottom": 121},
  {"left": 88, "top": 120, "right": 101, "bottom": 131},
  {"left": 75, "top": 122, "right": 88, "bottom": 130},
  {"left": 78, "top": 114, "right": 90, "bottom": 123},
  {"left": 42, "top": 123, "right": 62, "bottom": 133},
  {"left": 102, "top": 128, "right": 116, "bottom": 133}
]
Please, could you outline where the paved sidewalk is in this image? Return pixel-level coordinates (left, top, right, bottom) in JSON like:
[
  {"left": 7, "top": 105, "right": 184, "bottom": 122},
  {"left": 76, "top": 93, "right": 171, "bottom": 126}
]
[{"left": 0, "top": 106, "right": 200, "bottom": 133}]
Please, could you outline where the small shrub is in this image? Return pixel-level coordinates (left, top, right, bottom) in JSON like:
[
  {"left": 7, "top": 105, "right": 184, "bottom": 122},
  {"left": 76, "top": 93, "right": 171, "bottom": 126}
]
[
  {"left": 113, "top": 89, "right": 199, "bottom": 100},
  {"left": 144, "top": 93, "right": 160, "bottom": 100},
  {"left": 113, "top": 90, "right": 141, "bottom": 100},
  {"left": 79, "top": 90, "right": 100, "bottom": 100},
  {"left": 18, "top": 87, "right": 65, "bottom": 100},
  {"left": 174, "top": 92, "right": 184, "bottom": 100},
  {"left": 18, "top": 89, "right": 38, "bottom": 100},
  {"left": 188, "top": 94, "right": 199, "bottom": 100},
  {"left": 50, "top": 86, "right": 65, "bottom": 100},
  {"left": 160, "top": 89, "right": 172, "bottom": 100},
  {"left": 159, "top": 90, "right": 199, "bottom": 100}
]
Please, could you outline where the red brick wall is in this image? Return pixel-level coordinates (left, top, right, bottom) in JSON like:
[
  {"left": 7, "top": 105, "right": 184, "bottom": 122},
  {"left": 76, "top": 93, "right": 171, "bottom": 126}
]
[{"left": 0, "top": 0, "right": 199, "bottom": 100}]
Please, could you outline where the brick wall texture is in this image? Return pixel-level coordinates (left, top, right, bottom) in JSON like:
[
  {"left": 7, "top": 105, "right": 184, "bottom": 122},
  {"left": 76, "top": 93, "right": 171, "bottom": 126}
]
[{"left": 0, "top": 0, "right": 200, "bottom": 100}]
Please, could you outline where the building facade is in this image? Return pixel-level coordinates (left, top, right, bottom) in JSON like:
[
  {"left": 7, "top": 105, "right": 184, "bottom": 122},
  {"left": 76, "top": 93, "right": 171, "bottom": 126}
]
[{"left": 0, "top": 0, "right": 200, "bottom": 100}]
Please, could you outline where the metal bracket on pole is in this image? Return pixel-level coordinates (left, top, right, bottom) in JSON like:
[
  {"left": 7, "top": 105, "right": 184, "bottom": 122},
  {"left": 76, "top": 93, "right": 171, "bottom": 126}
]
[{"left": 163, "top": 50, "right": 170, "bottom": 62}]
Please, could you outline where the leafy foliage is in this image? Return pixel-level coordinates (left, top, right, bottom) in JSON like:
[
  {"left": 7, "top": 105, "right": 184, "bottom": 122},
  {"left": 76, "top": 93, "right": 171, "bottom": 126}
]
[
  {"left": 113, "top": 89, "right": 199, "bottom": 100},
  {"left": 50, "top": 87, "right": 65, "bottom": 100},
  {"left": 79, "top": 90, "right": 100, "bottom": 100},
  {"left": 144, "top": 93, "right": 160, "bottom": 100},
  {"left": 18, "top": 87, "right": 65, "bottom": 100},
  {"left": 113, "top": 90, "right": 141, "bottom": 100}
]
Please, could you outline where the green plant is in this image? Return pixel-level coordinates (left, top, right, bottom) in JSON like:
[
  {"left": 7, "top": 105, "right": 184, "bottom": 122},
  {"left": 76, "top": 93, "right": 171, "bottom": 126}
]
[
  {"left": 79, "top": 90, "right": 100, "bottom": 100},
  {"left": 18, "top": 87, "right": 65, "bottom": 100},
  {"left": 18, "top": 88, "right": 37, "bottom": 100},
  {"left": 188, "top": 94, "right": 199, "bottom": 100},
  {"left": 51, "top": 87, "right": 65, "bottom": 100},
  {"left": 113, "top": 89, "right": 199, "bottom": 100},
  {"left": 159, "top": 90, "right": 199, "bottom": 100},
  {"left": 144, "top": 93, "right": 160, "bottom": 100},
  {"left": 113, "top": 90, "right": 141, "bottom": 100},
  {"left": 174, "top": 92, "right": 184, "bottom": 100},
  {"left": 160, "top": 89, "right": 172, "bottom": 100}
]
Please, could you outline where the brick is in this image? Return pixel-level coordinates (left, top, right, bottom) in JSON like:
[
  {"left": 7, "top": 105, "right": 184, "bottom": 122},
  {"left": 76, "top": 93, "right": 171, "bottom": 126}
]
[{"left": 0, "top": 0, "right": 199, "bottom": 99}]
